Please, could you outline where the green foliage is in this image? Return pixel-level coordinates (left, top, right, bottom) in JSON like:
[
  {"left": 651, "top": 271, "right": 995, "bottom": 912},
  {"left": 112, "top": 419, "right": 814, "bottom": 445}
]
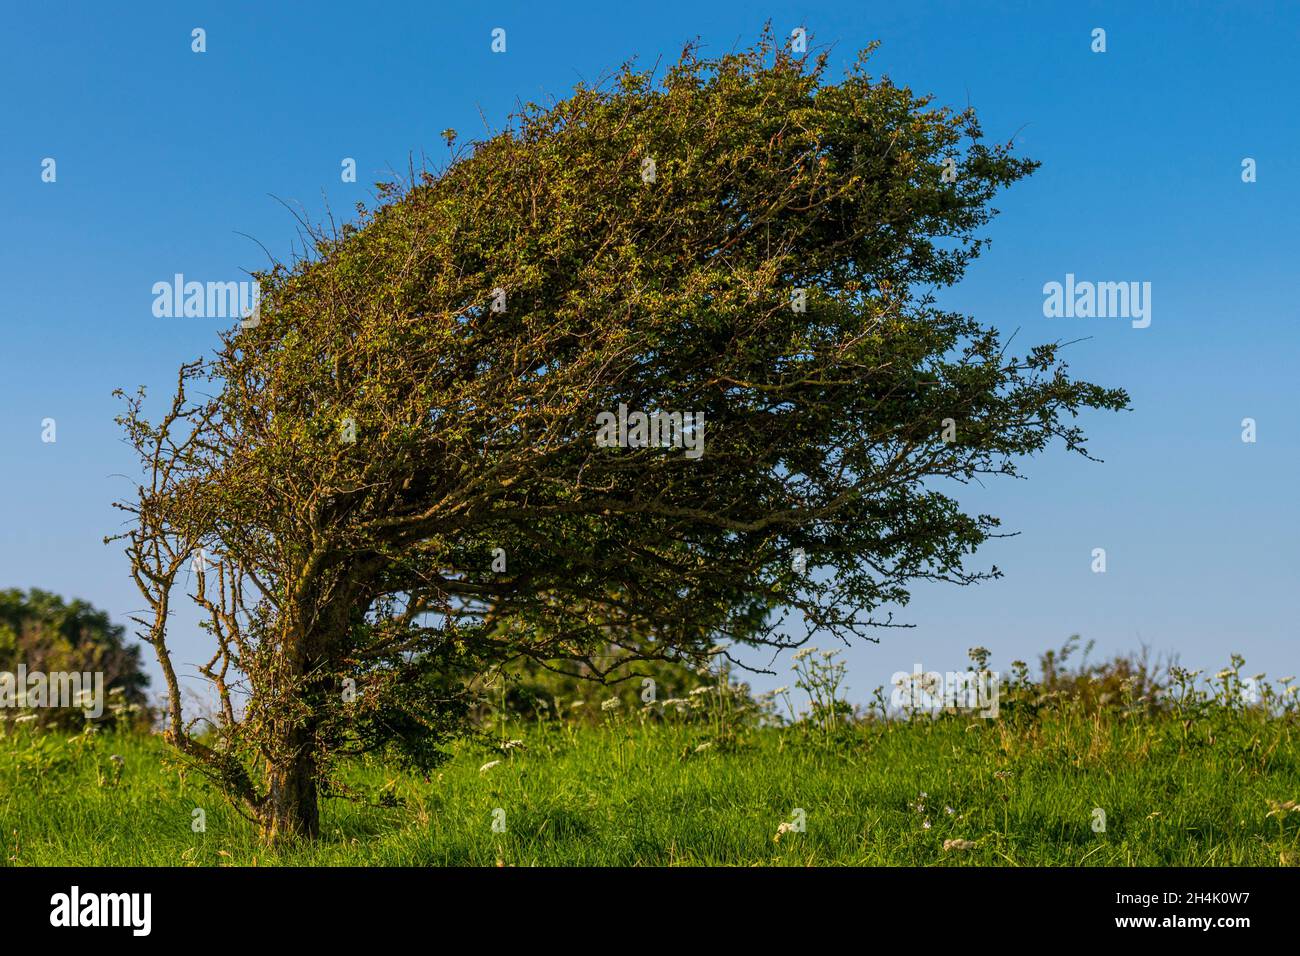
[
  {"left": 476, "top": 649, "right": 710, "bottom": 722},
  {"left": 114, "top": 30, "right": 1127, "bottom": 837},
  {"left": 0, "top": 589, "right": 150, "bottom": 731},
  {"left": 3, "top": 647, "right": 1296, "bottom": 866}
]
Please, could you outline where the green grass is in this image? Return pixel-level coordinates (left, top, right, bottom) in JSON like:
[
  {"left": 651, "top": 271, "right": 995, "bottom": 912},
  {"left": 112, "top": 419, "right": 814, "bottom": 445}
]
[{"left": 3, "top": 704, "right": 1299, "bottom": 866}]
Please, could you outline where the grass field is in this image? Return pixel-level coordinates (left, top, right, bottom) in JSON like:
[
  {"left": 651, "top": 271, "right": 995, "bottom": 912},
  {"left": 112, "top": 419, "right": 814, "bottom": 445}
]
[{"left": 4, "top": 677, "right": 1299, "bottom": 866}]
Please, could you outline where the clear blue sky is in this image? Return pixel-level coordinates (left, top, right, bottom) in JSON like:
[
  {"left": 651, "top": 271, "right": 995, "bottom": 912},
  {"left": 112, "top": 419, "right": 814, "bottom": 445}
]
[{"left": 1, "top": 1, "right": 1296, "bottom": 706}]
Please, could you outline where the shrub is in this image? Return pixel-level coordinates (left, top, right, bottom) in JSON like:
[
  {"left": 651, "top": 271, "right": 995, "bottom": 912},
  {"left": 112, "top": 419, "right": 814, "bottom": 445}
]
[{"left": 0, "top": 589, "right": 151, "bottom": 731}]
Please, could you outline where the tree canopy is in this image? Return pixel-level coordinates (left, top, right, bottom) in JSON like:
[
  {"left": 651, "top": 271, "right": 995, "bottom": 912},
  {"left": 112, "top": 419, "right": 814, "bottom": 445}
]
[{"left": 0, "top": 588, "right": 150, "bottom": 729}]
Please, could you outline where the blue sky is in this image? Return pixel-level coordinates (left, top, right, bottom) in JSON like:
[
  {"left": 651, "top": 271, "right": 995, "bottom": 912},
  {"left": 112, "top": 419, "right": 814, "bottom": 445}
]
[{"left": 1, "top": 1, "right": 1296, "bottom": 706}]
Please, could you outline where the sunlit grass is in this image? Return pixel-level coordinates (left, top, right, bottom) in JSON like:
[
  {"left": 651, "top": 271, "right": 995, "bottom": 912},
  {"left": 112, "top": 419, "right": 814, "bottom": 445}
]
[{"left": 3, "top": 702, "right": 1297, "bottom": 866}]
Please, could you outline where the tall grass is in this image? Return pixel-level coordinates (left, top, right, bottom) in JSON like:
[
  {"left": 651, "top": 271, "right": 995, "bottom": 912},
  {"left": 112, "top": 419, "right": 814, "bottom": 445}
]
[{"left": 2, "top": 645, "right": 1297, "bottom": 866}]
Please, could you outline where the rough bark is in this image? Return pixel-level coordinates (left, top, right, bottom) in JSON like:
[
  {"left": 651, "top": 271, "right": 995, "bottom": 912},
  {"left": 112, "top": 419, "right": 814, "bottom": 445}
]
[{"left": 261, "top": 736, "right": 320, "bottom": 843}]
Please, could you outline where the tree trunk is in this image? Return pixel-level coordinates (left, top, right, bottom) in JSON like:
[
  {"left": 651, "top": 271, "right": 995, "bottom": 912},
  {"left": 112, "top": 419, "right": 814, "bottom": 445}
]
[
  {"left": 258, "top": 579, "right": 363, "bottom": 844},
  {"left": 261, "top": 738, "right": 320, "bottom": 843}
]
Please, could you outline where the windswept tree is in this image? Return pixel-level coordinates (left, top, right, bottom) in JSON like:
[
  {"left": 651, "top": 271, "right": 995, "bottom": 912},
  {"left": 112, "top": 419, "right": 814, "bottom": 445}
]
[{"left": 112, "top": 32, "right": 1127, "bottom": 842}]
